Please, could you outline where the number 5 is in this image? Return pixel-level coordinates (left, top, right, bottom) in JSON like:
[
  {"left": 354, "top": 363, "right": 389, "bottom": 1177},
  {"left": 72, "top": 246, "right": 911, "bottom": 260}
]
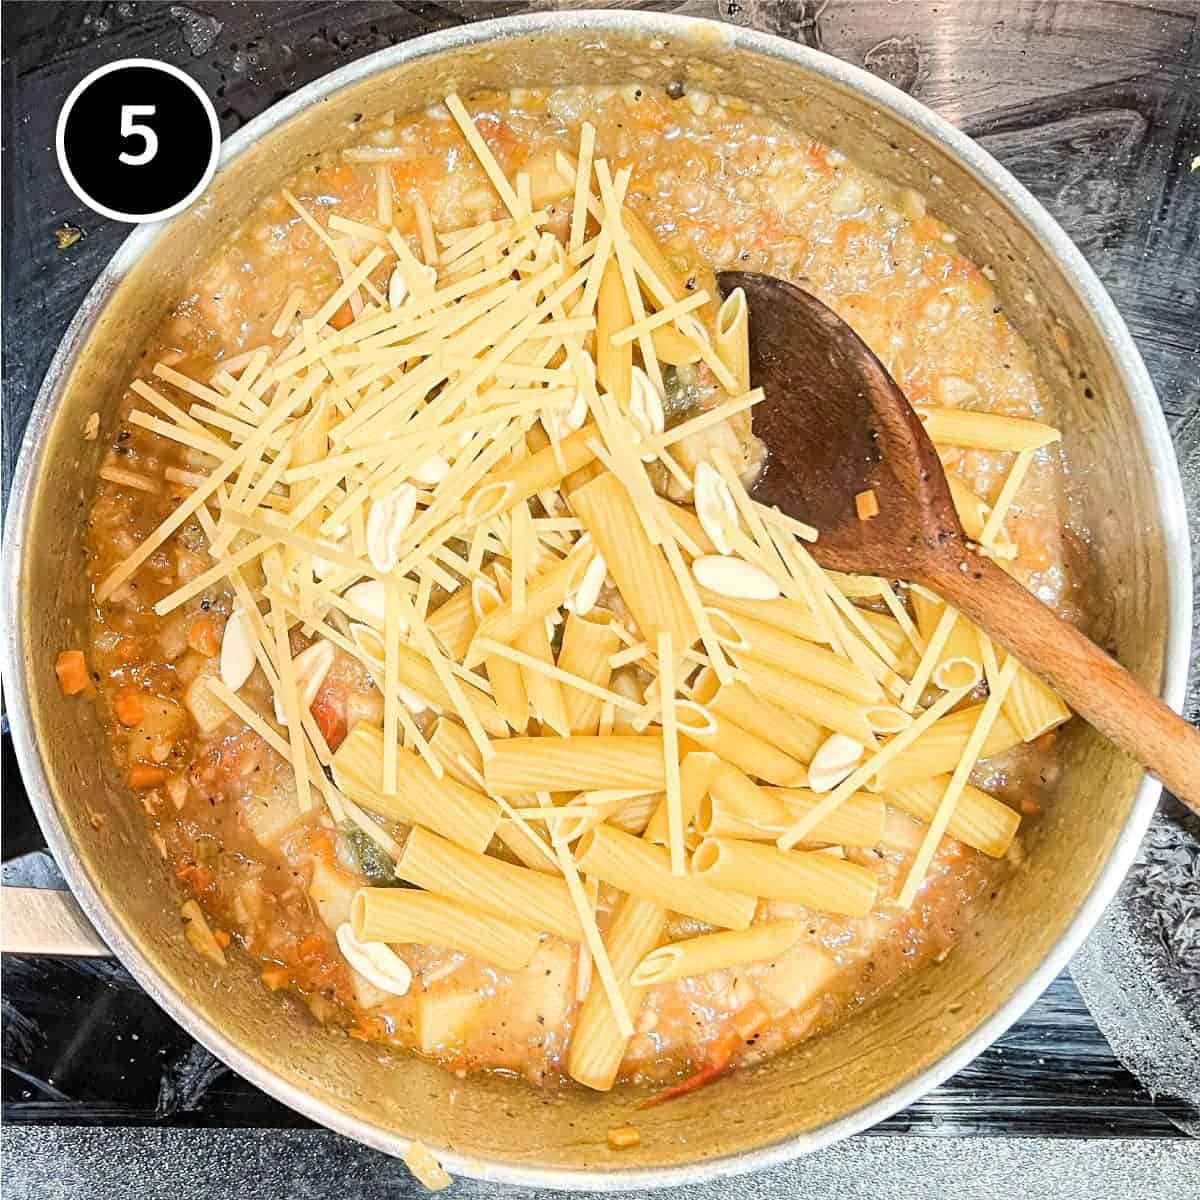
[{"left": 118, "top": 105, "right": 158, "bottom": 166}]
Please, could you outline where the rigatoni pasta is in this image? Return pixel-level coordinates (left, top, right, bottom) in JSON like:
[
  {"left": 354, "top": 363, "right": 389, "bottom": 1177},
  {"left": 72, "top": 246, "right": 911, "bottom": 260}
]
[
  {"left": 691, "top": 838, "right": 878, "bottom": 917},
  {"left": 570, "top": 473, "right": 699, "bottom": 654},
  {"left": 332, "top": 724, "right": 499, "bottom": 853},
  {"left": 484, "top": 734, "right": 667, "bottom": 796},
  {"left": 576, "top": 825, "right": 757, "bottom": 930},
  {"left": 397, "top": 827, "right": 583, "bottom": 942},
  {"left": 352, "top": 888, "right": 542, "bottom": 971}
]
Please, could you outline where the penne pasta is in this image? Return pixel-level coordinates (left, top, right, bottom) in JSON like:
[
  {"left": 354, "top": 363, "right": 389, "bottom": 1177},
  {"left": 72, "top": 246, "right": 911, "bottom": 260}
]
[
  {"left": 557, "top": 612, "right": 622, "bottom": 735},
  {"left": 468, "top": 537, "right": 594, "bottom": 655},
  {"left": 707, "top": 606, "right": 882, "bottom": 703},
  {"left": 698, "top": 761, "right": 885, "bottom": 847},
  {"left": 1003, "top": 664, "right": 1072, "bottom": 742},
  {"left": 873, "top": 703, "right": 1023, "bottom": 790},
  {"left": 567, "top": 894, "right": 664, "bottom": 1091},
  {"left": 691, "top": 837, "right": 877, "bottom": 917},
  {"left": 570, "top": 473, "right": 699, "bottom": 655},
  {"left": 714, "top": 287, "right": 750, "bottom": 394},
  {"left": 492, "top": 564, "right": 571, "bottom": 736},
  {"left": 621, "top": 205, "right": 689, "bottom": 303},
  {"left": 576, "top": 825, "right": 757, "bottom": 930},
  {"left": 426, "top": 584, "right": 479, "bottom": 662},
  {"left": 946, "top": 475, "right": 1017, "bottom": 557},
  {"left": 630, "top": 921, "right": 803, "bottom": 987},
  {"left": 885, "top": 776, "right": 1021, "bottom": 858},
  {"left": 910, "top": 589, "right": 983, "bottom": 692},
  {"left": 463, "top": 424, "right": 601, "bottom": 523},
  {"left": 514, "top": 614, "right": 571, "bottom": 737},
  {"left": 472, "top": 581, "right": 529, "bottom": 733},
  {"left": 596, "top": 257, "right": 633, "bottom": 411},
  {"left": 386, "top": 641, "right": 508, "bottom": 738},
  {"left": 729, "top": 654, "right": 878, "bottom": 745},
  {"left": 916, "top": 405, "right": 1061, "bottom": 452},
  {"left": 673, "top": 698, "right": 808, "bottom": 787},
  {"left": 650, "top": 323, "right": 703, "bottom": 365},
  {"left": 484, "top": 734, "right": 666, "bottom": 796},
  {"left": 854, "top": 606, "right": 922, "bottom": 676},
  {"left": 691, "top": 668, "right": 823, "bottom": 764},
  {"left": 332, "top": 724, "right": 499, "bottom": 853},
  {"left": 695, "top": 586, "right": 826, "bottom": 644},
  {"left": 397, "top": 827, "right": 583, "bottom": 941},
  {"left": 643, "top": 751, "right": 720, "bottom": 846},
  {"left": 352, "top": 888, "right": 542, "bottom": 971}
]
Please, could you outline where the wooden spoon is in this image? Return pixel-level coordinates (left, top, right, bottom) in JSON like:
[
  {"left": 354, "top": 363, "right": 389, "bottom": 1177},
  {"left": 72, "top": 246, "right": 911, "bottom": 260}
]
[{"left": 718, "top": 270, "right": 1199, "bottom": 814}]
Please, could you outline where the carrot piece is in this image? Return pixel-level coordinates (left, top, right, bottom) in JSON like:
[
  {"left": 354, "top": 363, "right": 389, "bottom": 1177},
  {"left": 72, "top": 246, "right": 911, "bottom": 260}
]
[
  {"left": 55, "top": 649, "right": 90, "bottom": 695},
  {"left": 212, "top": 929, "right": 231, "bottom": 949},
  {"left": 261, "top": 965, "right": 290, "bottom": 991},
  {"left": 910, "top": 216, "right": 943, "bottom": 242},
  {"left": 328, "top": 301, "right": 355, "bottom": 330},
  {"left": 113, "top": 690, "right": 145, "bottom": 726},
  {"left": 855, "top": 489, "right": 880, "bottom": 520},
  {"left": 607, "top": 1125, "right": 641, "bottom": 1150},
  {"left": 128, "top": 764, "right": 168, "bottom": 789},
  {"left": 187, "top": 617, "right": 219, "bottom": 657},
  {"left": 298, "top": 933, "right": 325, "bottom": 961}
]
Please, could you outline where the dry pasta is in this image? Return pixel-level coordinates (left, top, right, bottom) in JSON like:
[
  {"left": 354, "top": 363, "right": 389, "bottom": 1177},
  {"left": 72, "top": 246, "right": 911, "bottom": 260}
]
[
  {"left": 631, "top": 921, "right": 803, "bottom": 987},
  {"left": 352, "top": 888, "right": 542, "bottom": 971},
  {"left": 332, "top": 724, "right": 498, "bottom": 853},
  {"left": 691, "top": 838, "right": 877, "bottom": 917},
  {"left": 556, "top": 611, "right": 622, "bottom": 735},
  {"left": 576, "top": 825, "right": 757, "bottom": 930},
  {"left": 397, "top": 827, "right": 583, "bottom": 942}
]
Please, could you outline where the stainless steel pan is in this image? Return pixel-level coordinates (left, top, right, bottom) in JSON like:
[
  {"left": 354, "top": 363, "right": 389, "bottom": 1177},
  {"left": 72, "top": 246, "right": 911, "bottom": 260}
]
[{"left": 1, "top": 12, "right": 1190, "bottom": 1189}]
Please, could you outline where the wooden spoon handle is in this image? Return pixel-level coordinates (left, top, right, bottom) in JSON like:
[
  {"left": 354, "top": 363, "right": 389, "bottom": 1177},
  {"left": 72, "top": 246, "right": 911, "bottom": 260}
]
[{"left": 929, "top": 552, "right": 1199, "bottom": 817}]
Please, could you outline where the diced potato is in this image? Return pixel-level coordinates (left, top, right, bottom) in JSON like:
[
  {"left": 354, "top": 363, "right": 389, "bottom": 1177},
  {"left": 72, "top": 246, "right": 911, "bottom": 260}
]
[
  {"left": 242, "top": 770, "right": 304, "bottom": 848},
  {"left": 308, "top": 859, "right": 357, "bottom": 931},
  {"left": 756, "top": 942, "right": 836, "bottom": 1013},
  {"left": 670, "top": 416, "right": 752, "bottom": 482},
  {"left": 126, "top": 696, "right": 186, "bottom": 760},
  {"left": 181, "top": 899, "right": 227, "bottom": 967},
  {"left": 185, "top": 667, "right": 232, "bottom": 734},
  {"left": 350, "top": 969, "right": 394, "bottom": 1012},
  {"left": 416, "top": 989, "right": 484, "bottom": 1055},
  {"left": 525, "top": 149, "right": 573, "bottom": 208},
  {"left": 513, "top": 939, "right": 573, "bottom": 1034}
]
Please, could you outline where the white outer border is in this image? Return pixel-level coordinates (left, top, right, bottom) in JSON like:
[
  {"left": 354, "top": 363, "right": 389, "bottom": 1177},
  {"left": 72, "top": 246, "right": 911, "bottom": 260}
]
[
  {"left": 54, "top": 57, "right": 221, "bottom": 224},
  {"left": 7, "top": 11, "right": 1192, "bottom": 1191}
]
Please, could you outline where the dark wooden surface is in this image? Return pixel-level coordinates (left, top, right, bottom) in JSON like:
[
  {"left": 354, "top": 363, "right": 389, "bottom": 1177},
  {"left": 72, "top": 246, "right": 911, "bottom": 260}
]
[{"left": 2, "top": 1, "right": 1198, "bottom": 1191}]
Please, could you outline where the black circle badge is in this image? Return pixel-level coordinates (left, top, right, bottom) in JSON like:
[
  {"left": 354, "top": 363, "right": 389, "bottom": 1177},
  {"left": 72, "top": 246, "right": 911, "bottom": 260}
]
[{"left": 56, "top": 59, "right": 220, "bottom": 224}]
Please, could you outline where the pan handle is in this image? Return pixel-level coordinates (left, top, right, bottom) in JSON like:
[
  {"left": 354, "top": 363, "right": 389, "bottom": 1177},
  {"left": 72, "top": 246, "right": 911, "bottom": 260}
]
[{"left": 1, "top": 885, "right": 113, "bottom": 956}]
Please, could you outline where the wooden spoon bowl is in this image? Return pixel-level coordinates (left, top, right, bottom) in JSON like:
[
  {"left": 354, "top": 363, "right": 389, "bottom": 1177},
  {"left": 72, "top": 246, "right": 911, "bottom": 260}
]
[{"left": 719, "top": 270, "right": 1200, "bottom": 814}]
